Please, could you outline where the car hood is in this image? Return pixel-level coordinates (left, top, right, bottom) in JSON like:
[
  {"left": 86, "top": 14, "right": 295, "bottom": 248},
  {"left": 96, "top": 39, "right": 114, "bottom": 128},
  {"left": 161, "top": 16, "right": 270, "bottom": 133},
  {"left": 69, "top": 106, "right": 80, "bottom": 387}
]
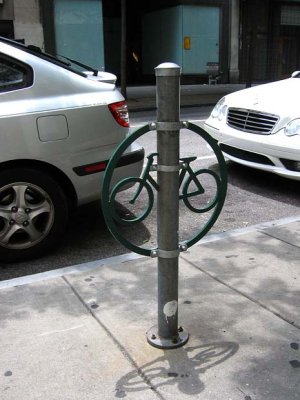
[{"left": 225, "top": 78, "right": 300, "bottom": 116}]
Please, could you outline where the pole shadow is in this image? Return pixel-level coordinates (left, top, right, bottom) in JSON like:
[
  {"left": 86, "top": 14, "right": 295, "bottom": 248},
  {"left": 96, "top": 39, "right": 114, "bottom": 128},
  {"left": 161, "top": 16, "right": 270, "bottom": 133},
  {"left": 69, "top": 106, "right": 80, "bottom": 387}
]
[{"left": 115, "top": 341, "right": 239, "bottom": 398}]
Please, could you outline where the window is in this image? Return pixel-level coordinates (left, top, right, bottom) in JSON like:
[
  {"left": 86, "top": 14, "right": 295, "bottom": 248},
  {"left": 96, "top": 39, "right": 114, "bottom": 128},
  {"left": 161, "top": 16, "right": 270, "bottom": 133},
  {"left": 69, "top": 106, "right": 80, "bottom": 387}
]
[
  {"left": 0, "top": 56, "right": 33, "bottom": 92},
  {"left": 281, "top": 5, "right": 300, "bottom": 26},
  {"left": 54, "top": 0, "right": 105, "bottom": 71}
]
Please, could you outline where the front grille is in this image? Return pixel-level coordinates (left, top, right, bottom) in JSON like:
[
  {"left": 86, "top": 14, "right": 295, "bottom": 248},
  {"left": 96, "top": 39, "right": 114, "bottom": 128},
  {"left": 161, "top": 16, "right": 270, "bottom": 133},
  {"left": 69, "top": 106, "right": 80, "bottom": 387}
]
[
  {"left": 227, "top": 108, "right": 279, "bottom": 134},
  {"left": 220, "top": 144, "right": 274, "bottom": 165}
]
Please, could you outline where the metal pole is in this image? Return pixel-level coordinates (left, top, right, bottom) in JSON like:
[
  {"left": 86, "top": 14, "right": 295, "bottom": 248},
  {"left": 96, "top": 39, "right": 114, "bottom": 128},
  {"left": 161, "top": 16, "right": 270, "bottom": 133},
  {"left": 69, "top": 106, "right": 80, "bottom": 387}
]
[{"left": 147, "top": 63, "right": 189, "bottom": 349}]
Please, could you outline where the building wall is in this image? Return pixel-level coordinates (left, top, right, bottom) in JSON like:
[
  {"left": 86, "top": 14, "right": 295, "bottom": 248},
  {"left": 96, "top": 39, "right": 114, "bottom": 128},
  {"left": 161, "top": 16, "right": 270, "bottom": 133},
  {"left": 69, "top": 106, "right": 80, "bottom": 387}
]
[
  {"left": 1, "top": 0, "right": 231, "bottom": 84},
  {"left": 229, "top": 0, "right": 239, "bottom": 83},
  {"left": 13, "top": 0, "right": 43, "bottom": 47},
  {"left": 0, "top": 0, "right": 14, "bottom": 20},
  {"left": 0, "top": 0, "right": 44, "bottom": 46},
  {"left": 239, "top": 0, "right": 300, "bottom": 84}
]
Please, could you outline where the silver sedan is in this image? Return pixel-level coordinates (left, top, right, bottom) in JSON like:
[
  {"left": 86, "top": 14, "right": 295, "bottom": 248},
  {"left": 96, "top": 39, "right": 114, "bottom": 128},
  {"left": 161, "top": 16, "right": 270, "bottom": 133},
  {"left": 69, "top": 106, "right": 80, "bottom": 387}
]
[{"left": 0, "top": 37, "right": 144, "bottom": 262}]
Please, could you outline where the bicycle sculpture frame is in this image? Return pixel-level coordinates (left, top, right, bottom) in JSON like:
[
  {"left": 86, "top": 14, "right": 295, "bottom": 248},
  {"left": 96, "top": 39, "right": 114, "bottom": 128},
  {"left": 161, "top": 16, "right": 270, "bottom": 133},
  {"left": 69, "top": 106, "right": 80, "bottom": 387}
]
[
  {"left": 102, "top": 121, "right": 227, "bottom": 257},
  {"left": 110, "top": 152, "right": 221, "bottom": 225}
]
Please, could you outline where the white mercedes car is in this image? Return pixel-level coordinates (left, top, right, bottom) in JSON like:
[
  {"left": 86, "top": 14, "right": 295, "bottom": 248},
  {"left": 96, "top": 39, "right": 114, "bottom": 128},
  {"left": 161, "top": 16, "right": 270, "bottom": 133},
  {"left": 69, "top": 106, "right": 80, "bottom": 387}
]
[
  {"left": 0, "top": 37, "right": 144, "bottom": 262},
  {"left": 204, "top": 73, "right": 300, "bottom": 181}
]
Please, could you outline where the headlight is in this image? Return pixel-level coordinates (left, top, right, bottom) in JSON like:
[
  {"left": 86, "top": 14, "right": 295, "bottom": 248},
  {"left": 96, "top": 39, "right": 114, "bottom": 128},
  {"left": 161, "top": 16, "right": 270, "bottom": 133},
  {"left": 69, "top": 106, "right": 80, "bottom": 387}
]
[
  {"left": 211, "top": 97, "right": 227, "bottom": 121},
  {"left": 285, "top": 119, "right": 300, "bottom": 136}
]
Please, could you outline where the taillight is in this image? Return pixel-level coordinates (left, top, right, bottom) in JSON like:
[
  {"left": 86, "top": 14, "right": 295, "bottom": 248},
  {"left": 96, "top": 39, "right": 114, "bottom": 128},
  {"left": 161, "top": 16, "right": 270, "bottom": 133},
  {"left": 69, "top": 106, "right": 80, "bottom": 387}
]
[{"left": 108, "top": 101, "right": 130, "bottom": 127}]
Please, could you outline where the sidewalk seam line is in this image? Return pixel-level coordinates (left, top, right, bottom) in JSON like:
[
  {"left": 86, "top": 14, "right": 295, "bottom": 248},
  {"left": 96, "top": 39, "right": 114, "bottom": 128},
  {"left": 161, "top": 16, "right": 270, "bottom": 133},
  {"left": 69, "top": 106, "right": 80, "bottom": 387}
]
[
  {"left": 61, "top": 275, "right": 166, "bottom": 400},
  {"left": 181, "top": 256, "right": 300, "bottom": 331},
  {"left": 259, "top": 230, "right": 300, "bottom": 249}
]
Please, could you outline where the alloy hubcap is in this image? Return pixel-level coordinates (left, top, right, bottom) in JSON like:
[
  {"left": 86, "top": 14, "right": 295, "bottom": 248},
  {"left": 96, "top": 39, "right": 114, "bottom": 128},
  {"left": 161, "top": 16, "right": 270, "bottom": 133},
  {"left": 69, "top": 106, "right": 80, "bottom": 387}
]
[{"left": 0, "top": 182, "right": 54, "bottom": 250}]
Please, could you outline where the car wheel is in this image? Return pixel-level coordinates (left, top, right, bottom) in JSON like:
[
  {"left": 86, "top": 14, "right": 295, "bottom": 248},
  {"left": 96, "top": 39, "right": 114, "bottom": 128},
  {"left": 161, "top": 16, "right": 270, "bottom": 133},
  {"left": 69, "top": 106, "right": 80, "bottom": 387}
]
[{"left": 0, "top": 168, "right": 69, "bottom": 262}]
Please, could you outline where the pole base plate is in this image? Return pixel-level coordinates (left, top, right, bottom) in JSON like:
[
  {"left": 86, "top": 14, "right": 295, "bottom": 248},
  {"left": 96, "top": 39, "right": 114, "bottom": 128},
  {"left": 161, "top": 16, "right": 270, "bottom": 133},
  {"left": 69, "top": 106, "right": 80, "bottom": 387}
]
[{"left": 146, "top": 325, "right": 189, "bottom": 349}]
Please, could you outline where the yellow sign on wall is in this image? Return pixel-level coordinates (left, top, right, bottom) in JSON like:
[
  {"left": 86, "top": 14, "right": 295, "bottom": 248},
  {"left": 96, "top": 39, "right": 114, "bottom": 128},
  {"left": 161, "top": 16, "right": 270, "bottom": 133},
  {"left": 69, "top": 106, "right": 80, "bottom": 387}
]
[{"left": 184, "top": 36, "right": 191, "bottom": 50}]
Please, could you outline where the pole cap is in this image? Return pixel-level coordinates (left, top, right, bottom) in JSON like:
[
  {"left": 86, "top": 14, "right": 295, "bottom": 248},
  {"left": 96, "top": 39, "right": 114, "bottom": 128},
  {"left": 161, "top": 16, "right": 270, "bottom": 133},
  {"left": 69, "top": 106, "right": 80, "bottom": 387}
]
[{"left": 155, "top": 62, "right": 181, "bottom": 77}]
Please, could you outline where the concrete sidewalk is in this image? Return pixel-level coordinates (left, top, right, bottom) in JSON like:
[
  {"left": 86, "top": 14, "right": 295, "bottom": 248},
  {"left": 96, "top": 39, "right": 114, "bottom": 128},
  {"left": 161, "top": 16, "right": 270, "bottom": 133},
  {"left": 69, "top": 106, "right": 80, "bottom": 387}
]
[
  {"left": 125, "top": 84, "right": 246, "bottom": 111},
  {"left": 1, "top": 216, "right": 300, "bottom": 399}
]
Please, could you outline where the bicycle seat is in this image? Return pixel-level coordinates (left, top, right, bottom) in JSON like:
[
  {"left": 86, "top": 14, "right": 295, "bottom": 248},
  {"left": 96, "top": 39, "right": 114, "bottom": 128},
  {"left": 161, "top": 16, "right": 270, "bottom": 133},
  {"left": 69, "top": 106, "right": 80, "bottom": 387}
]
[
  {"left": 147, "top": 152, "right": 158, "bottom": 161},
  {"left": 180, "top": 156, "right": 197, "bottom": 163}
]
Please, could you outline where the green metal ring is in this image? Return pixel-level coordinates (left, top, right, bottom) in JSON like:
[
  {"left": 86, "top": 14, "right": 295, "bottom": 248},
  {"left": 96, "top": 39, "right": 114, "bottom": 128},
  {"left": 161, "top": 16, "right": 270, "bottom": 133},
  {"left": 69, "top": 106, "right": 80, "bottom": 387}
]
[
  {"left": 102, "top": 125, "right": 153, "bottom": 256},
  {"left": 182, "top": 168, "right": 221, "bottom": 213},
  {"left": 109, "top": 176, "right": 154, "bottom": 225},
  {"left": 183, "top": 122, "right": 227, "bottom": 248},
  {"left": 101, "top": 122, "right": 227, "bottom": 256}
]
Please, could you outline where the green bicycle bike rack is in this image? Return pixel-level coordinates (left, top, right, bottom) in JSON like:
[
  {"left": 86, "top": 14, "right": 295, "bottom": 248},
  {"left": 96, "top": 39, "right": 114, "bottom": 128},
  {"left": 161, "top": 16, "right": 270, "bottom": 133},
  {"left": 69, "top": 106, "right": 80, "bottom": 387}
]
[
  {"left": 101, "top": 63, "right": 227, "bottom": 350},
  {"left": 102, "top": 122, "right": 227, "bottom": 256}
]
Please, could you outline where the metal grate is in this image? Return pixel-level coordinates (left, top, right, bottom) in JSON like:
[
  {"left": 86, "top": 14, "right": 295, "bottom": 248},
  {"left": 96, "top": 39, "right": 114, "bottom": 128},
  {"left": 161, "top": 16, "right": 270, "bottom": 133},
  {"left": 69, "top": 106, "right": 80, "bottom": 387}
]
[{"left": 227, "top": 108, "right": 279, "bottom": 134}]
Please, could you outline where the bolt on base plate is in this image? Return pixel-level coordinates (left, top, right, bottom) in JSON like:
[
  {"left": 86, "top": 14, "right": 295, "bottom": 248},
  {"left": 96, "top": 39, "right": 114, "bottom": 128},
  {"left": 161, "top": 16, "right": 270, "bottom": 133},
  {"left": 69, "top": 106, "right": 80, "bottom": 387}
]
[{"left": 146, "top": 325, "right": 189, "bottom": 349}]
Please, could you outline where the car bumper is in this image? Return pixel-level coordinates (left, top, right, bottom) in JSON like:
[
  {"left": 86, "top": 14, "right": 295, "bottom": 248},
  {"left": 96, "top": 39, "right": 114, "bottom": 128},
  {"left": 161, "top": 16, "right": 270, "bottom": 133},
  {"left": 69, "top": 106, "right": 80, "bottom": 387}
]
[
  {"left": 204, "top": 121, "right": 300, "bottom": 180},
  {"left": 73, "top": 142, "right": 145, "bottom": 205}
]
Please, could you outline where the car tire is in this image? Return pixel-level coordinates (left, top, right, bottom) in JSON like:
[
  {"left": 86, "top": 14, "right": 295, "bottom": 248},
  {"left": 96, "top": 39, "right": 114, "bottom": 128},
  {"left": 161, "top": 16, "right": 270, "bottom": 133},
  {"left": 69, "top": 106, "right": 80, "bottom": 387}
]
[{"left": 0, "top": 168, "right": 69, "bottom": 262}]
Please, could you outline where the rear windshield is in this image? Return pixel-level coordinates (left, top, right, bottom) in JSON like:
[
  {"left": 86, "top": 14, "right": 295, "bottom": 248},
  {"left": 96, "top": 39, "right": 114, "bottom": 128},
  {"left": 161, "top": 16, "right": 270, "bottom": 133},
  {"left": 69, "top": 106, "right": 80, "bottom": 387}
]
[{"left": 0, "top": 38, "right": 97, "bottom": 77}]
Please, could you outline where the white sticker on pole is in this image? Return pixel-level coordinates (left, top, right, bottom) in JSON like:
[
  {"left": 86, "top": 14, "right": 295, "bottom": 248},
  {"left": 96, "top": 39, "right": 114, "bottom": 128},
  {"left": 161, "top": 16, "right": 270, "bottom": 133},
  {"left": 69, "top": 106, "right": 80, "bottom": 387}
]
[{"left": 163, "top": 300, "right": 178, "bottom": 321}]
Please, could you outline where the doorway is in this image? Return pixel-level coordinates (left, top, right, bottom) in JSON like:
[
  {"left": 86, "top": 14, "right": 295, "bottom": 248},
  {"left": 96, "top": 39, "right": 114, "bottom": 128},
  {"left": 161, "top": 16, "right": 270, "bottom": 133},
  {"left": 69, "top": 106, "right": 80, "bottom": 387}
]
[
  {"left": 0, "top": 20, "right": 14, "bottom": 39},
  {"left": 278, "top": 35, "right": 300, "bottom": 79}
]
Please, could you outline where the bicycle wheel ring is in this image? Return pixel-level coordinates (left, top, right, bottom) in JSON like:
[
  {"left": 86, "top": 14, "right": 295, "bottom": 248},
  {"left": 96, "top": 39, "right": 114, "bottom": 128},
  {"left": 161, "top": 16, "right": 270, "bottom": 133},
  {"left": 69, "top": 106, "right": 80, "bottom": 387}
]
[
  {"left": 182, "top": 169, "right": 220, "bottom": 213},
  {"left": 109, "top": 177, "right": 154, "bottom": 225}
]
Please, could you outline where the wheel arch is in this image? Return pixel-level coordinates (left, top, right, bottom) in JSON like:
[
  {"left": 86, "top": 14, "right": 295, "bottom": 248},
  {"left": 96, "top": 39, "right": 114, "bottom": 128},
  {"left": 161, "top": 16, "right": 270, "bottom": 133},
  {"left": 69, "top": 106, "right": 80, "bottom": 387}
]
[{"left": 0, "top": 159, "right": 78, "bottom": 209}]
